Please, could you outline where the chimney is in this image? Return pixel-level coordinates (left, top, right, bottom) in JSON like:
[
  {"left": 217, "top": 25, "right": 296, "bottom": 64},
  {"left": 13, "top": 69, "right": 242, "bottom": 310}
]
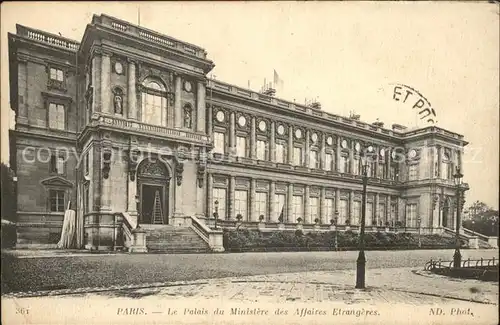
[{"left": 392, "top": 123, "right": 407, "bottom": 132}]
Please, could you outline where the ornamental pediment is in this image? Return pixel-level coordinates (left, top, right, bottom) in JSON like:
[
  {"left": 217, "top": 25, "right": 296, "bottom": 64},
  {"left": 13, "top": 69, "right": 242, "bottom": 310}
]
[{"left": 40, "top": 176, "right": 74, "bottom": 187}]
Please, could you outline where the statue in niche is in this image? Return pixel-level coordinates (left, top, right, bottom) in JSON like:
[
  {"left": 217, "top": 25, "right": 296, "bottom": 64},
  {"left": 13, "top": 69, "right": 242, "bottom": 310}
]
[
  {"left": 113, "top": 88, "right": 123, "bottom": 115},
  {"left": 183, "top": 105, "right": 192, "bottom": 129}
]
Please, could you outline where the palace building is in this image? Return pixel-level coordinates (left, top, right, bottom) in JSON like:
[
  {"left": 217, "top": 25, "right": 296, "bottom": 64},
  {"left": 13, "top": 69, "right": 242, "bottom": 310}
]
[{"left": 7, "top": 14, "right": 469, "bottom": 251}]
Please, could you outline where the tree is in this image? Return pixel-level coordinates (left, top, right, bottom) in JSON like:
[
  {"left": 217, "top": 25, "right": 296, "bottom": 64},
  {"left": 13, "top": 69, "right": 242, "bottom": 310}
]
[
  {"left": 1, "top": 163, "right": 16, "bottom": 221},
  {"left": 462, "top": 200, "right": 498, "bottom": 236}
]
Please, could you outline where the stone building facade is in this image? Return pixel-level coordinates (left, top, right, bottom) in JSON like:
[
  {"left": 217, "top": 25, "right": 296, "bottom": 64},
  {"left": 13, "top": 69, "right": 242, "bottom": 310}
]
[{"left": 8, "top": 14, "right": 468, "bottom": 249}]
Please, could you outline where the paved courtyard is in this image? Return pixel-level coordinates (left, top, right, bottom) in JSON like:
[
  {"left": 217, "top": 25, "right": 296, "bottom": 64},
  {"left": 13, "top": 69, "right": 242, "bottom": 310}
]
[{"left": 2, "top": 249, "right": 498, "bottom": 294}]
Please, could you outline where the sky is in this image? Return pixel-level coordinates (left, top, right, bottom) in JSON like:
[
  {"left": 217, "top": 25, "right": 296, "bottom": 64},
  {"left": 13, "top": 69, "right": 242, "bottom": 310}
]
[{"left": 1, "top": 2, "right": 499, "bottom": 209}]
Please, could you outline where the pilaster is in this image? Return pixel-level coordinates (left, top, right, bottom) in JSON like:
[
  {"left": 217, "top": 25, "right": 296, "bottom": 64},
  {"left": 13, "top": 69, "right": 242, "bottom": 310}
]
[
  {"left": 207, "top": 173, "right": 213, "bottom": 218},
  {"left": 320, "top": 187, "right": 326, "bottom": 224},
  {"left": 174, "top": 74, "right": 182, "bottom": 128},
  {"left": 127, "top": 59, "right": 137, "bottom": 119},
  {"left": 270, "top": 121, "right": 276, "bottom": 162},
  {"left": 304, "top": 185, "right": 310, "bottom": 223},
  {"left": 269, "top": 181, "right": 276, "bottom": 221},
  {"left": 250, "top": 179, "right": 257, "bottom": 221},
  {"left": 196, "top": 81, "right": 206, "bottom": 132},
  {"left": 305, "top": 130, "right": 310, "bottom": 168},
  {"left": 101, "top": 52, "right": 111, "bottom": 114},
  {"left": 250, "top": 116, "right": 256, "bottom": 159},
  {"left": 229, "top": 176, "right": 235, "bottom": 220},
  {"left": 287, "top": 183, "right": 293, "bottom": 222},
  {"left": 288, "top": 125, "right": 293, "bottom": 164},
  {"left": 229, "top": 112, "right": 236, "bottom": 149}
]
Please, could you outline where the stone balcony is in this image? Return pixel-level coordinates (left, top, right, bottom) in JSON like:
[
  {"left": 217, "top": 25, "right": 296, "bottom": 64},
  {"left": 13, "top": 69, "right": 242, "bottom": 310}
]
[{"left": 89, "top": 113, "right": 210, "bottom": 145}]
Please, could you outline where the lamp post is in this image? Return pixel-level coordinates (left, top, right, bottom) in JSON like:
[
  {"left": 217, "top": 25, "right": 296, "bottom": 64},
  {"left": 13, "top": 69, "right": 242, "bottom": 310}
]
[
  {"left": 334, "top": 210, "right": 339, "bottom": 251},
  {"left": 135, "top": 195, "right": 141, "bottom": 228},
  {"left": 453, "top": 166, "right": 464, "bottom": 268},
  {"left": 213, "top": 200, "right": 219, "bottom": 230},
  {"left": 356, "top": 145, "right": 373, "bottom": 289}
]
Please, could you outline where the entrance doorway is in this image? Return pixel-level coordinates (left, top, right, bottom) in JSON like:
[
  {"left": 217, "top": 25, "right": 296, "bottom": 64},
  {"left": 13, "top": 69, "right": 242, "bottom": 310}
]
[
  {"left": 137, "top": 160, "right": 170, "bottom": 224},
  {"left": 140, "top": 185, "right": 165, "bottom": 224}
]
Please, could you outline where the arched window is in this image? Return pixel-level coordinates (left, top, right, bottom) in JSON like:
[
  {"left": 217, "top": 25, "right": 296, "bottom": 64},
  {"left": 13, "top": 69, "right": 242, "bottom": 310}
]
[
  {"left": 183, "top": 104, "right": 192, "bottom": 129},
  {"left": 141, "top": 78, "right": 167, "bottom": 126}
]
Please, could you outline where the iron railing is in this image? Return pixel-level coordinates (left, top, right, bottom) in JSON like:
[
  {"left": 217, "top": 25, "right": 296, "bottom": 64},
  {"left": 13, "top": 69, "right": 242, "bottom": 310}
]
[{"left": 425, "top": 257, "right": 498, "bottom": 270}]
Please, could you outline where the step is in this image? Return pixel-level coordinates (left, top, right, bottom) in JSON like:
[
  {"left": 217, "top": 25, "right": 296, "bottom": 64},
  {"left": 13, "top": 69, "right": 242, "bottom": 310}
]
[{"left": 143, "top": 226, "right": 211, "bottom": 253}]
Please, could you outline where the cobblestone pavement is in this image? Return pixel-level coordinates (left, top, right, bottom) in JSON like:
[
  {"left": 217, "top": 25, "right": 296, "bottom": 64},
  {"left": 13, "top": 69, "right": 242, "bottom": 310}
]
[{"left": 3, "top": 267, "right": 498, "bottom": 306}]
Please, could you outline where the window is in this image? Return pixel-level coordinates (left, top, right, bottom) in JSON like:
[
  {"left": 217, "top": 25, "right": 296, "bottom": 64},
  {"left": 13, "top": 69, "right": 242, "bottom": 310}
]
[
  {"left": 50, "top": 68, "right": 64, "bottom": 81},
  {"left": 390, "top": 165, "right": 397, "bottom": 180},
  {"left": 368, "top": 161, "right": 375, "bottom": 177},
  {"left": 378, "top": 204, "right": 386, "bottom": 226},
  {"left": 292, "top": 195, "right": 303, "bottom": 221},
  {"left": 352, "top": 157, "right": 360, "bottom": 175},
  {"left": 352, "top": 201, "right": 361, "bottom": 225},
  {"left": 366, "top": 202, "right": 373, "bottom": 226},
  {"left": 377, "top": 163, "right": 385, "bottom": 179},
  {"left": 141, "top": 79, "right": 167, "bottom": 127},
  {"left": 235, "top": 190, "right": 248, "bottom": 219},
  {"left": 325, "top": 153, "right": 333, "bottom": 171},
  {"left": 236, "top": 136, "right": 247, "bottom": 157},
  {"left": 256, "top": 140, "right": 267, "bottom": 160},
  {"left": 50, "top": 154, "right": 65, "bottom": 175},
  {"left": 213, "top": 188, "right": 227, "bottom": 219},
  {"left": 83, "top": 184, "right": 89, "bottom": 214},
  {"left": 48, "top": 103, "right": 65, "bottom": 130},
  {"left": 408, "top": 164, "right": 418, "bottom": 181},
  {"left": 214, "top": 132, "right": 225, "bottom": 154},
  {"left": 325, "top": 198, "right": 334, "bottom": 223},
  {"left": 340, "top": 155, "right": 348, "bottom": 173},
  {"left": 406, "top": 203, "right": 417, "bottom": 227},
  {"left": 339, "top": 199, "right": 348, "bottom": 224},
  {"left": 309, "top": 197, "right": 319, "bottom": 223},
  {"left": 391, "top": 204, "right": 397, "bottom": 224},
  {"left": 274, "top": 194, "right": 286, "bottom": 222},
  {"left": 276, "top": 143, "right": 285, "bottom": 163},
  {"left": 309, "top": 151, "right": 319, "bottom": 169},
  {"left": 255, "top": 192, "right": 268, "bottom": 219},
  {"left": 49, "top": 189, "right": 65, "bottom": 212},
  {"left": 293, "top": 147, "right": 303, "bottom": 166}
]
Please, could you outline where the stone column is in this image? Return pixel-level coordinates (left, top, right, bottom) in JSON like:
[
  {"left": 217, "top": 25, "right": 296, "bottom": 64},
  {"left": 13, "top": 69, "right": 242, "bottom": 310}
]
[
  {"left": 207, "top": 104, "right": 213, "bottom": 136},
  {"left": 196, "top": 81, "right": 206, "bottom": 132},
  {"left": 385, "top": 196, "right": 390, "bottom": 224},
  {"left": 228, "top": 176, "right": 235, "bottom": 220},
  {"left": 229, "top": 112, "right": 236, "bottom": 150},
  {"left": 269, "top": 182, "right": 276, "bottom": 221},
  {"left": 349, "top": 190, "right": 354, "bottom": 224},
  {"left": 437, "top": 145, "right": 442, "bottom": 178},
  {"left": 207, "top": 173, "right": 213, "bottom": 219},
  {"left": 320, "top": 134, "right": 326, "bottom": 170},
  {"left": 250, "top": 179, "right": 257, "bottom": 221},
  {"left": 288, "top": 125, "right": 294, "bottom": 164},
  {"left": 174, "top": 74, "right": 182, "bottom": 128},
  {"left": 349, "top": 143, "right": 354, "bottom": 174},
  {"left": 320, "top": 187, "right": 326, "bottom": 224},
  {"left": 250, "top": 117, "right": 256, "bottom": 159},
  {"left": 305, "top": 130, "right": 310, "bottom": 168},
  {"left": 336, "top": 139, "right": 341, "bottom": 172},
  {"left": 335, "top": 189, "right": 340, "bottom": 216},
  {"left": 375, "top": 193, "right": 380, "bottom": 225},
  {"left": 304, "top": 185, "right": 310, "bottom": 223},
  {"left": 287, "top": 183, "right": 294, "bottom": 222},
  {"left": 101, "top": 52, "right": 111, "bottom": 114},
  {"left": 270, "top": 121, "right": 276, "bottom": 162},
  {"left": 127, "top": 59, "right": 137, "bottom": 119},
  {"left": 127, "top": 173, "right": 137, "bottom": 215},
  {"left": 375, "top": 146, "right": 379, "bottom": 178}
]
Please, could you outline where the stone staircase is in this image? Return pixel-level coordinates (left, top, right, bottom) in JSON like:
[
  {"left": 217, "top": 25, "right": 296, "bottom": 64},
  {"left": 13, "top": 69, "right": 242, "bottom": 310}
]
[{"left": 141, "top": 224, "right": 211, "bottom": 253}]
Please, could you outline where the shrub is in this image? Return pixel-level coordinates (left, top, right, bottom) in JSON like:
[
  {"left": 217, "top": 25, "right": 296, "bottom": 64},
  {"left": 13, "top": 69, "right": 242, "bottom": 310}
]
[
  {"left": 236, "top": 214, "right": 243, "bottom": 221},
  {"left": 259, "top": 215, "right": 265, "bottom": 222},
  {"left": 278, "top": 215, "right": 284, "bottom": 223},
  {"left": 314, "top": 218, "right": 320, "bottom": 224},
  {"left": 295, "top": 229, "right": 304, "bottom": 237},
  {"left": 345, "top": 219, "right": 351, "bottom": 226},
  {"left": 297, "top": 217, "right": 303, "bottom": 223},
  {"left": 330, "top": 218, "right": 336, "bottom": 225}
]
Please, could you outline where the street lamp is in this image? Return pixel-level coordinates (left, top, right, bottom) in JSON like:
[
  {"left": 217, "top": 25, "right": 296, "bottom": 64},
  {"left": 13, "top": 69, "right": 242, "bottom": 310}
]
[
  {"left": 453, "top": 166, "right": 464, "bottom": 268},
  {"left": 356, "top": 145, "right": 373, "bottom": 289},
  {"left": 213, "top": 200, "right": 219, "bottom": 230},
  {"left": 334, "top": 210, "right": 339, "bottom": 251}
]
